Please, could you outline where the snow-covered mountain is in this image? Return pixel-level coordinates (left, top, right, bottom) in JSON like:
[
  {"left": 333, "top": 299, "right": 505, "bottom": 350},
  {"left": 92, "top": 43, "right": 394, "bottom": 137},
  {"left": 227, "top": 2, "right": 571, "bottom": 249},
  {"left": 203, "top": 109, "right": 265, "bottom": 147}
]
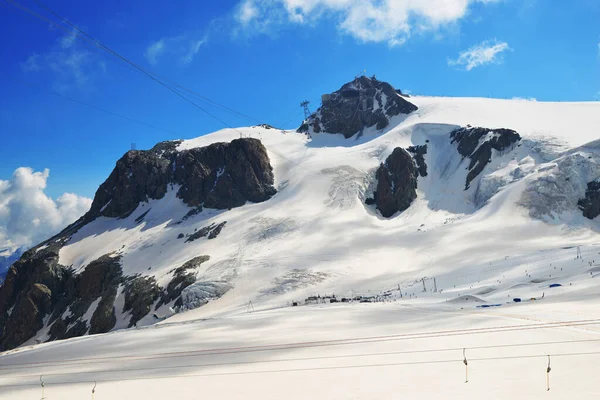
[{"left": 2, "top": 77, "right": 600, "bottom": 353}]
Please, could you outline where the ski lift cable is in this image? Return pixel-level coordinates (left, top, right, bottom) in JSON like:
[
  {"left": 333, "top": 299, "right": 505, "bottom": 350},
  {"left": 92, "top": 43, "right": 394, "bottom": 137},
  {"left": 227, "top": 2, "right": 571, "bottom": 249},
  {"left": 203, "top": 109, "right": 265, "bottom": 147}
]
[
  {"left": 4, "top": 74, "right": 184, "bottom": 137},
  {"left": 26, "top": 0, "right": 273, "bottom": 127},
  {"left": 4, "top": 0, "right": 268, "bottom": 136},
  {"left": 2, "top": 320, "right": 600, "bottom": 370},
  {"left": 1, "top": 350, "right": 599, "bottom": 389}
]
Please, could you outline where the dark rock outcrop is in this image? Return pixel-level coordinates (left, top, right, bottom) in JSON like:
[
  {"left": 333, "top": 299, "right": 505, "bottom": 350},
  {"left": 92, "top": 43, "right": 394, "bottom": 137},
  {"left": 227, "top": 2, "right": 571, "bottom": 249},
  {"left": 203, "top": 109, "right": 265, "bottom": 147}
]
[
  {"left": 0, "top": 138, "right": 274, "bottom": 351},
  {"left": 407, "top": 145, "right": 428, "bottom": 177},
  {"left": 123, "top": 276, "right": 161, "bottom": 327},
  {"left": 88, "top": 138, "right": 276, "bottom": 219},
  {"left": 450, "top": 127, "right": 521, "bottom": 189},
  {"left": 185, "top": 222, "right": 227, "bottom": 243},
  {"left": 578, "top": 181, "right": 600, "bottom": 219},
  {"left": 0, "top": 244, "right": 124, "bottom": 350},
  {"left": 300, "top": 76, "right": 418, "bottom": 138},
  {"left": 0, "top": 242, "right": 69, "bottom": 350},
  {"left": 208, "top": 222, "right": 227, "bottom": 239},
  {"left": 254, "top": 124, "right": 274, "bottom": 130},
  {"left": 371, "top": 148, "right": 418, "bottom": 218},
  {"left": 76, "top": 255, "right": 123, "bottom": 335},
  {"left": 157, "top": 256, "right": 210, "bottom": 309}
]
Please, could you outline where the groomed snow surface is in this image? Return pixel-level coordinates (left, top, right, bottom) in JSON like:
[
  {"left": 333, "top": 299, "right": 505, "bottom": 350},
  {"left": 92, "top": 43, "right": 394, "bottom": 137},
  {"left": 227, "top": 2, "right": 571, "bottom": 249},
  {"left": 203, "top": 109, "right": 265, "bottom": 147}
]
[{"left": 2, "top": 96, "right": 600, "bottom": 399}]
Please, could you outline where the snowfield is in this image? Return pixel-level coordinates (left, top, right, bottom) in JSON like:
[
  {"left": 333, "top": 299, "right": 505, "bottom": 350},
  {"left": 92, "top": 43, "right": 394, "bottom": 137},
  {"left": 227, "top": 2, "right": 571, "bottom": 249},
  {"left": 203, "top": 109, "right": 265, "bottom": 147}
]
[{"left": 2, "top": 95, "right": 600, "bottom": 399}]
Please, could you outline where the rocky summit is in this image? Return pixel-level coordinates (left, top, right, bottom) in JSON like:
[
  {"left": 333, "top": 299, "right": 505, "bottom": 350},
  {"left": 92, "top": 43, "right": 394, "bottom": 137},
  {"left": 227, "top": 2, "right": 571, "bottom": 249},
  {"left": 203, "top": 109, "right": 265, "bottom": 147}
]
[
  {"left": 298, "top": 76, "right": 418, "bottom": 138},
  {"left": 88, "top": 137, "right": 276, "bottom": 219}
]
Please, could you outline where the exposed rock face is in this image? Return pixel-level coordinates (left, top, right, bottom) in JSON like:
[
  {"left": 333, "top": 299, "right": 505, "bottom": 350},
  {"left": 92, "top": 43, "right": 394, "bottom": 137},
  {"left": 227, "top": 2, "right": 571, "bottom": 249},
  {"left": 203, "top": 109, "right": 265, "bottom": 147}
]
[
  {"left": 0, "top": 241, "right": 124, "bottom": 350},
  {"left": 0, "top": 138, "right": 274, "bottom": 351},
  {"left": 157, "top": 256, "right": 211, "bottom": 309},
  {"left": 185, "top": 222, "right": 227, "bottom": 243},
  {"left": 450, "top": 127, "right": 521, "bottom": 189},
  {"left": 88, "top": 138, "right": 276, "bottom": 218},
  {"left": 0, "top": 243, "right": 215, "bottom": 350},
  {"left": 123, "top": 276, "right": 161, "bottom": 327},
  {"left": 208, "top": 222, "right": 227, "bottom": 239},
  {"left": 0, "top": 242, "right": 68, "bottom": 350},
  {"left": 578, "top": 181, "right": 600, "bottom": 219},
  {"left": 407, "top": 145, "right": 428, "bottom": 177},
  {"left": 372, "top": 148, "right": 418, "bottom": 218},
  {"left": 299, "top": 76, "right": 418, "bottom": 138}
]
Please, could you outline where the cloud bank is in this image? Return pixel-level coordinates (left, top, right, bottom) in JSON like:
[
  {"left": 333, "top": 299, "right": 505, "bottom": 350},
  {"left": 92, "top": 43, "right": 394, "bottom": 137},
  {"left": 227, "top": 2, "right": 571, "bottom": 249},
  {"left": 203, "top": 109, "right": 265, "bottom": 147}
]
[
  {"left": 234, "top": 0, "right": 500, "bottom": 45},
  {"left": 0, "top": 167, "right": 92, "bottom": 254}
]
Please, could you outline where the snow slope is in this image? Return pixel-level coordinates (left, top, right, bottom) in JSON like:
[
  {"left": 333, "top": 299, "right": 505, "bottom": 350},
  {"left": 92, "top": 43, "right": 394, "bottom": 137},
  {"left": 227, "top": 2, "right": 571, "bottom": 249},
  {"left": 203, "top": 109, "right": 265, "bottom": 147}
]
[{"left": 2, "top": 96, "right": 600, "bottom": 399}]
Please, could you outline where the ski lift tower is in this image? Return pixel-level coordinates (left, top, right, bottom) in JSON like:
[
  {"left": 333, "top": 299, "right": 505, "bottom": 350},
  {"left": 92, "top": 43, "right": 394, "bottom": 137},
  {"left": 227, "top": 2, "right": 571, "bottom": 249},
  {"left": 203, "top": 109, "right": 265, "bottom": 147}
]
[{"left": 300, "top": 101, "right": 312, "bottom": 120}]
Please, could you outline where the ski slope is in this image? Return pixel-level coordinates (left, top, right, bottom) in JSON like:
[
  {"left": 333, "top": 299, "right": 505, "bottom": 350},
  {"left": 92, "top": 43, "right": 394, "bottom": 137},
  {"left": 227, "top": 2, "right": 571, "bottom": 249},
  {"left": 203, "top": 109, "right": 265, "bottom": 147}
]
[{"left": 2, "top": 95, "right": 600, "bottom": 399}]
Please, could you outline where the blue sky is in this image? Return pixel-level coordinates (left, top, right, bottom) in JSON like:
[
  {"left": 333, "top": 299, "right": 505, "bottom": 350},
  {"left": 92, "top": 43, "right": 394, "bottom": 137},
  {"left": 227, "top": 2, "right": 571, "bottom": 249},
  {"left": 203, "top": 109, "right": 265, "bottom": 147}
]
[{"left": 0, "top": 0, "right": 599, "bottom": 207}]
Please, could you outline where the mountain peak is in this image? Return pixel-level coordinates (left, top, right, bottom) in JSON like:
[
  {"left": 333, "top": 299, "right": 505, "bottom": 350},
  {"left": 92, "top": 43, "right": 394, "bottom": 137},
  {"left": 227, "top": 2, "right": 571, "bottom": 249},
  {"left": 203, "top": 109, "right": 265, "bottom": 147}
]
[{"left": 298, "top": 76, "right": 418, "bottom": 138}]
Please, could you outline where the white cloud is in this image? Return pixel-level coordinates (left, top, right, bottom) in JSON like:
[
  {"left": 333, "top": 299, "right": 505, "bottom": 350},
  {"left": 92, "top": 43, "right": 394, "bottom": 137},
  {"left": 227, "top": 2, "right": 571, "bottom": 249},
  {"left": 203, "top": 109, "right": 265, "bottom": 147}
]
[
  {"left": 182, "top": 37, "right": 208, "bottom": 64},
  {"left": 449, "top": 39, "right": 510, "bottom": 70},
  {"left": 20, "top": 30, "right": 100, "bottom": 92},
  {"left": 238, "top": 0, "right": 259, "bottom": 24},
  {"left": 234, "top": 0, "right": 500, "bottom": 45},
  {"left": 59, "top": 28, "right": 78, "bottom": 49},
  {"left": 21, "top": 54, "right": 41, "bottom": 72},
  {"left": 145, "top": 39, "right": 166, "bottom": 65},
  {"left": 145, "top": 35, "right": 208, "bottom": 65},
  {"left": 0, "top": 167, "right": 92, "bottom": 253}
]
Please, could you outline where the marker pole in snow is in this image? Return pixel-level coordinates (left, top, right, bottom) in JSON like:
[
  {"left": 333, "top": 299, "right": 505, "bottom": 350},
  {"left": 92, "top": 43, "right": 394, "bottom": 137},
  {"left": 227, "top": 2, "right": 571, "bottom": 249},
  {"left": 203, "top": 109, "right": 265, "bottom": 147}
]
[
  {"left": 247, "top": 300, "right": 254, "bottom": 313},
  {"left": 463, "top": 349, "right": 469, "bottom": 383},
  {"left": 546, "top": 355, "right": 552, "bottom": 390},
  {"left": 422, "top": 278, "right": 427, "bottom": 292},
  {"left": 40, "top": 375, "right": 45, "bottom": 400},
  {"left": 434, "top": 278, "right": 438, "bottom": 293},
  {"left": 577, "top": 246, "right": 582, "bottom": 259},
  {"left": 92, "top": 381, "right": 97, "bottom": 400}
]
